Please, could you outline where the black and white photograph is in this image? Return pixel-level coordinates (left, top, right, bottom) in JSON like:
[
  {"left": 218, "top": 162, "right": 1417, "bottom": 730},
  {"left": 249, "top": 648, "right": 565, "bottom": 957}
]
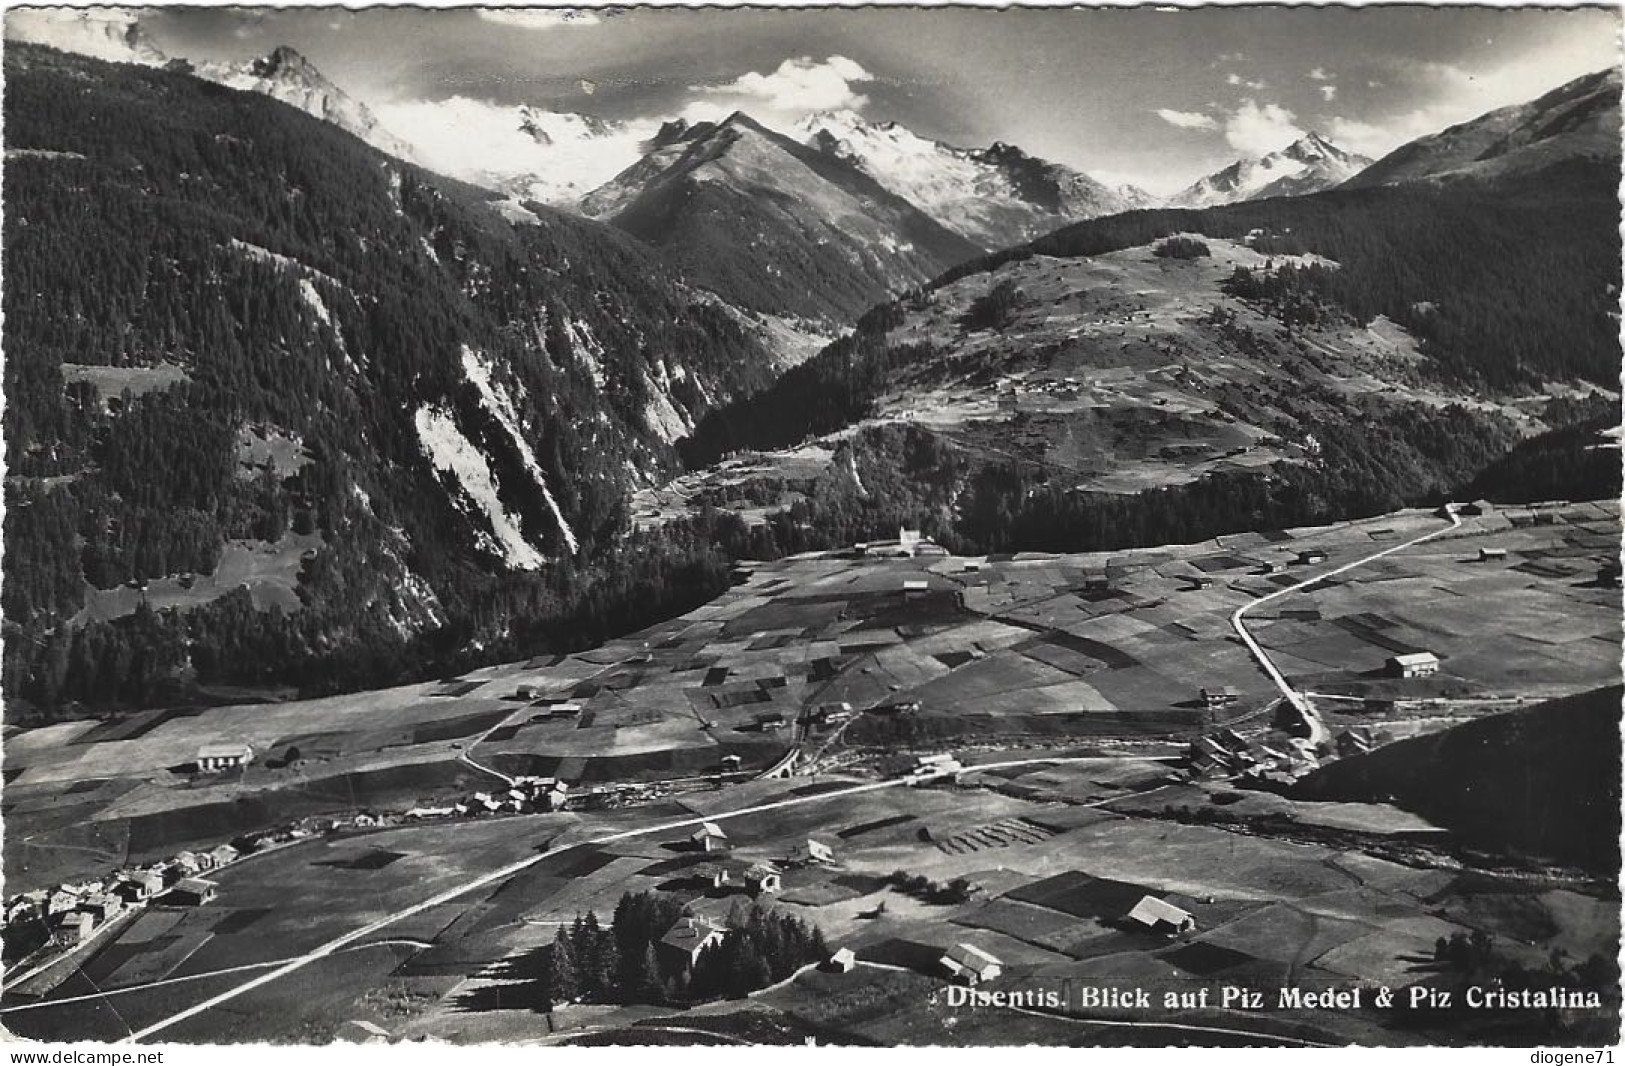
[{"left": 0, "top": 0, "right": 1620, "bottom": 1051}]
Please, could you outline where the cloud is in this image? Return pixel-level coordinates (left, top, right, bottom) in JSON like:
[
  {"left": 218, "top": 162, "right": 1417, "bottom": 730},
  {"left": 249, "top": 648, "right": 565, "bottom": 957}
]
[
  {"left": 1308, "top": 67, "right": 1331, "bottom": 82},
  {"left": 476, "top": 9, "right": 600, "bottom": 31},
  {"left": 687, "top": 55, "right": 875, "bottom": 123},
  {"left": 1319, "top": 84, "right": 1338, "bottom": 102},
  {"left": 1224, "top": 99, "right": 1304, "bottom": 156},
  {"left": 1325, "top": 28, "right": 1618, "bottom": 161},
  {"left": 1156, "top": 108, "right": 1218, "bottom": 131},
  {"left": 1225, "top": 71, "right": 1268, "bottom": 92}
]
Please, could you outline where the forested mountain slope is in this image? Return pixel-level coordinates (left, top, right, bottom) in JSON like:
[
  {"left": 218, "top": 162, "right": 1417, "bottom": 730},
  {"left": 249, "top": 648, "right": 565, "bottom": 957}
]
[{"left": 1, "top": 44, "right": 784, "bottom": 716}]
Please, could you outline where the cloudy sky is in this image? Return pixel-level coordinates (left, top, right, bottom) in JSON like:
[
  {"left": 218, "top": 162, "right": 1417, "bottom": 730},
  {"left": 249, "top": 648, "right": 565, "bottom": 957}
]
[{"left": 125, "top": 4, "right": 1623, "bottom": 194}]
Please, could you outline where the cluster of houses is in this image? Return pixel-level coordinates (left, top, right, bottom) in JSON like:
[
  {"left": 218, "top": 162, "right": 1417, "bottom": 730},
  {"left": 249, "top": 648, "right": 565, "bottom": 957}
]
[
  {"left": 1187, "top": 727, "right": 1320, "bottom": 783},
  {"left": 6, "top": 840, "right": 247, "bottom": 953}
]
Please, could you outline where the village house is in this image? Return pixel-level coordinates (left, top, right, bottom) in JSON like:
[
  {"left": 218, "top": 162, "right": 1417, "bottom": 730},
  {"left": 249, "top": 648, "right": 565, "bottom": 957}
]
[
  {"left": 79, "top": 894, "right": 123, "bottom": 922},
  {"left": 658, "top": 916, "right": 728, "bottom": 970},
  {"left": 1125, "top": 895, "right": 1197, "bottom": 936},
  {"left": 51, "top": 911, "right": 96, "bottom": 947},
  {"left": 1387, "top": 651, "right": 1441, "bottom": 679},
  {"left": 114, "top": 870, "right": 166, "bottom": 903},
  {"left": 195, "top": 742, "right": 255, "bottom": 772},
  {"left": 939, "top": 943, "right": 1003, "bottom": 985},
  {"left": 1336, "top": 726, "right": 1390, "bottom": 758},
  {"left": 691, "top": 822, "right": 729, "bottom": 853},
  {"left": 169, "top": 878, "right": 218, "bottom": 906}
]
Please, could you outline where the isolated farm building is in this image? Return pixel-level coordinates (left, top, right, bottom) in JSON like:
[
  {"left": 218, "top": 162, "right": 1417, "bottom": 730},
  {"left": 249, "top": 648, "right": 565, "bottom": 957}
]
[
  {"left": 901, "top": 578, "right": 930, "bottom": 597},
  {"left": 1185, "top": 575, "right": 1214, "bottom": 590},
  {"left": 1477, "top": 547, "right": 1508, "bottom": 562},
  {"left": 1459, "top": 500, "right": 1491, "bottom": 516},
  {"left": 912, "top": 752, "right": 963, "bottom": 777},
  {"left": 169, "top": 878, "right": 218, "bottom": 906},
  {"left": 51, "top": 910, "right": 95, "bottom": 946},
  {"left": 1126, "top": 895, "right": 1196, "bottom": 936},
  {"left": 1082, "top": 571, "right": 1114, "bottom": 592},
  {"left": 939, "top": 943, "right": 1003, "bottom": 985},
  {"left": 877, "top": 698, "right": 922, "bottom": 715},
  {"left": 1258, "top": 560, "right": 1288, "bottom": 575},
  {"left": 1386, "top": 652, "right": 1440, "bottom": 679},
  {"left": 829, "top": 947, "right": 857, "bottom": 973},
  {"left": 719, "top": 754, "right": 743, "bottom": 772},
  {"left": 1296, "top": 549, "right": 1329, "bottom": 565},
  {"left": 691, "top": 822, "right": 729, "bottom": 853},
  {"left": 546, "top": 701, "right": 583, "bottom": 719},
  {"left": 745, "top": 863, "right": 783, "bottom": 896},
  {"left": 793, "top": 839, "right": 836, "bottom": 865},
  {"left": 755, "top": 711, "right": 788, "bottom": 732},
  {"left": 658, "top": 916, "right": 728, "bottom": 969},
  {"left": 196, "top": 742, "right": 255, "bottom": 772},
  {"left": 814, "top": 701, "right": 855, "bottom": 725},
  {"left": 1200, "top": 686, "right": 1239, "bottom": 710}
]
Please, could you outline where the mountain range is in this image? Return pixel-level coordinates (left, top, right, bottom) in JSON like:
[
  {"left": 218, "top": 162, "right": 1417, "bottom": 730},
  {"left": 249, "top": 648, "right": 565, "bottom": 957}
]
[
  {"left": 0, "top": 20, "right": 1619, "bottom": 718},
  {"left": 1346, "top": 67, "right": 1622, "bottom": 189},
  {"left": 1173, "top": 131, "right": 1372, "bottom": 206}
]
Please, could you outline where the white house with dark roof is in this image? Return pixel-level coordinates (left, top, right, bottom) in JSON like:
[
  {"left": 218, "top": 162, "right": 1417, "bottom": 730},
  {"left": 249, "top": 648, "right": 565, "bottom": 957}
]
[
  {"left": 1125, "top": 895, "right": 1196, "bottom": 936},
  {"left": 1386, "top": 651, "right": 1440, "bottom": 679}
]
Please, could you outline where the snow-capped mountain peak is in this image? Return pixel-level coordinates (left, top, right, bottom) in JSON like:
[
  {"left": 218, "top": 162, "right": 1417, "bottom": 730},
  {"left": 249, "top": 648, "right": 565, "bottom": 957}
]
[
  {"left": 1174, "top": 133, "right": 1371, "bottom": 207},
  {"left": 794, "top": 110, "right": 1156, "bottom": 249},
  {"left": 196, "top": 46, "right": 418, "bottom": 163}
]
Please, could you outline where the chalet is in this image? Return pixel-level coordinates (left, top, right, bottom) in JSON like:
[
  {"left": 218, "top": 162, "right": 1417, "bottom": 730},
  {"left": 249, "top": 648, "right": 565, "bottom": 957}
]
[
  {"left": 196, "top": 742, "right": 255, "bottom": 772},
  {"left": 691, "top": 822, "right": 729, "bottom": 853},
  {"left": 1386, "top": 651, "right": 1440, "bottom": 679},
  {"left": 1478, "top": 547, "right": 1508, "bottom": 562},
  {"left": 1200, "top": 686, "right": 1239, "bottom": 710},
  {"left": 793, "top": 839, "right": 836, "bottom": 865},
  {"left": 1082, "top": 572, "right": 1114, "bottom": 592},
  {"left": 828, "top": 947, "right": 857, "bottom": 973},
  {"left": 79, "top": 894, "right": 123, "bottom": 922},
  {"left": 745, "top": 863, "right": 782, "bottom": 896},
  {"left": 939, "top": 943, "right": 1003, "bottom": 985},
  {"left": 1125, "top": 895, "right": 1196, "bottom": 936},
  {"left": 169, "top": 878, "right": 218, "bottom": 906},
  {"left": 658, "top": 916, "right": 727, "bottom": 969},
  {"left": 1185, "top": 576, "right": 1215, "bottom": 590},
  {"left": 963, "top": 560, "right": 983, "bottom": 573},
  {"left": 1296, "top": 549, "right": 1329, "bottom": 565},
  {"left": 755, "top": 712, "right": 788, "bottom": 732},
  {"left": 51, "top": 911, "right": 96, "bottom": 946}
]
